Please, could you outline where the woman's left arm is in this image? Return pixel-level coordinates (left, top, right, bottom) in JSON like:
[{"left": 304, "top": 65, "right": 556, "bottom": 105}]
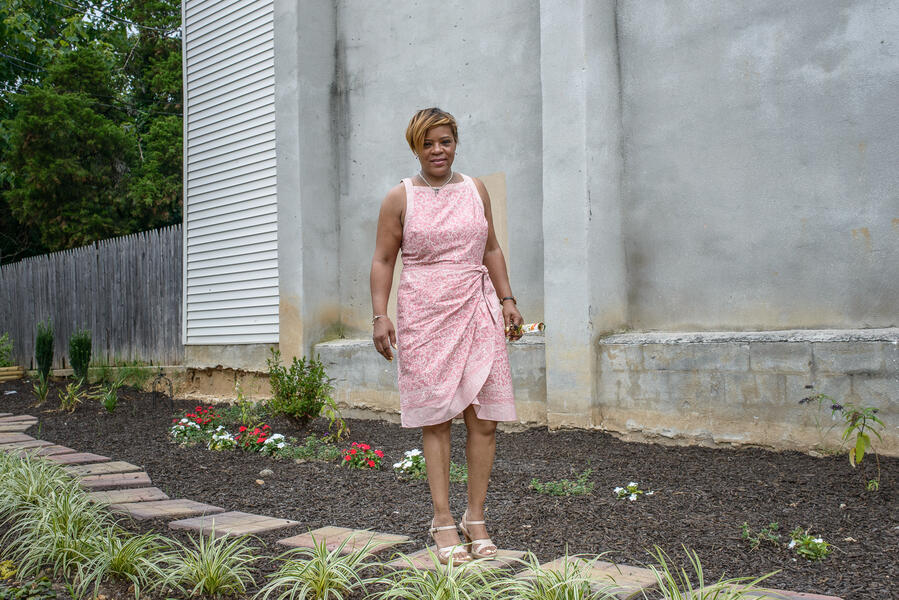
[{"left": 474, "top": 177, "right": 523, "bottom": 340}]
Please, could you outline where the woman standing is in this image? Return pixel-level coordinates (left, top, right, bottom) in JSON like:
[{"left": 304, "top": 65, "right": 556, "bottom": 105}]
[{"left": 370, "top": 108, "right": 523, "bottom": 564}]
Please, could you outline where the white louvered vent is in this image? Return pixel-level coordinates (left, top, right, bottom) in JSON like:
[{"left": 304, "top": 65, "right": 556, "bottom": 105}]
[{"left": 183, "top": 0, "right": 278, "bottom": 345}]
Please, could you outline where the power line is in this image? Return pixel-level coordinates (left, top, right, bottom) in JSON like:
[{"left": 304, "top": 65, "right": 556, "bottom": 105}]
[
  {"left": 45, "top": 0, "right": 181, "bottom": 35},
  {"left": 0, "top": 51, "right": 45, "bottom": 72}
]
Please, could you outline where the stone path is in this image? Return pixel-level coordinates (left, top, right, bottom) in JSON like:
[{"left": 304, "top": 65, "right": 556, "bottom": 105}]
[{"left": 0, "top": 413, "right": 843, "bottom": 600}]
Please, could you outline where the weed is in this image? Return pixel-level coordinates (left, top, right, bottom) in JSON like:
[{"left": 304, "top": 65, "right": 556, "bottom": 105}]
[
  {"left": 740, "top": 522, "right": 781, "bottom": 551},
  {"left": 530, "top": 469, "right": 595, "bottom": 497}
]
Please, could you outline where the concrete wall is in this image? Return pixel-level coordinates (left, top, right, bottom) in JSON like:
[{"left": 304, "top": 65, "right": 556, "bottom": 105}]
[{"left": 618, "top": 1, "right": 899, "bottom": 330}]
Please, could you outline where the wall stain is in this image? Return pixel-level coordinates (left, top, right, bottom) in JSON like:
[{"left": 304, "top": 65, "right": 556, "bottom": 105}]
[
  {"left": 851, "top": 227, "right": 872, "bottom": 252},
  {"left": 892, "top": 218, "right": 899, "bottom": 230}
]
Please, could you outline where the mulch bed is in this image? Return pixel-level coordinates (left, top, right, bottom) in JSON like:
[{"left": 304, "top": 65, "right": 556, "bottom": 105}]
[{"left": 1, "top": 377, "right": 896, "bottom": 599}]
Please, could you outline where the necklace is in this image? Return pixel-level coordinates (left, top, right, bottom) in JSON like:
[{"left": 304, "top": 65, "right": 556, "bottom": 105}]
[{"left": 418, "top": 170, "right": 454, "bottom": 195}]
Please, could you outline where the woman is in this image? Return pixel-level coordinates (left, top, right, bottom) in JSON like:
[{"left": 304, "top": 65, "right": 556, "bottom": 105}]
[{"left": 370, "top": 107, "right": 523, "bottom": 564}]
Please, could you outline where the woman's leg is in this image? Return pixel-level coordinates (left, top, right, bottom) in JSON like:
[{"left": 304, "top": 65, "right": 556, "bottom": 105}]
[
  {"left": 422, "top": 419, "right": 462, "bottom": 549},
  {"left": 462, "top": 405, "right": 497, "bottom": 542}
]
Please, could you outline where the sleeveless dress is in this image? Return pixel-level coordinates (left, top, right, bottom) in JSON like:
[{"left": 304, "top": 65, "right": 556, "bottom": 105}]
[{"left": 395, "top": 174, "right": 517, "bottom": 428}]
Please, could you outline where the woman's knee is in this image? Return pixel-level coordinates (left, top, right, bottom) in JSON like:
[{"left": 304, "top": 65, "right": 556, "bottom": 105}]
[
  {"left": 423, "top": 420, "right": 452, "bottom": 437},
  {"left": 464, "top": 410, "right": 496, "bottom": 436}
]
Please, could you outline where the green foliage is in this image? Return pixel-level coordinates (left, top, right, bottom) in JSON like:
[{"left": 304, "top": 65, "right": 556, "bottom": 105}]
[
  {"left": 646, "top": 546, "right": 776, "bottom": 600},
  {"left": 30, "top": 373, "right": 50, "bottom": 405},
  {"left": 0, "top": 333, "right": 12, "bottom": 367},
  {"left": 450, "top": 461, "right": 469, "bottom": 484},
  {"left": 34, "top": 321, "right": 53, "bottom": 378},
  {"left": 272, "top": 435, "right": 341, "bottom": 462},
  {"left": 788, "top": 528, "right": 831, "bottom": 561},
  {"left": 58, "top": 380, "right": 83, "bottom": 413},
  {"left": 160, "top": 530, "right": 257, "bottom": 598},
  {"left": 740, "top": 522, "right": 781, "bottom": 551},
  {"left": 0, "top": 577, "right": 57, "bottom": 600},
  {"left": 530, "top": 469, "right": 595, "bottom": 497},
  {"left": 77, "top": 528, "right": 170, "bottom": 600},
  {"left": 257, "top": 536, "right": 374, "bottom": 600},
  {"left": 90, "top": 377, "right": 124, "bottom": 413},
  {"left": 832, "top": 402, "right": 884, "bottom": 468},
  {"left": 371, "top": 551, "right": 507, "bottom": 600},
  {"left": 267, "top": 349, "right": 344, "bottom": 437},
  {"left": 504, "top": 552, "right": 618, "bottom": 600},
  {"left": 67, "top": 330, "right": 91, "bottom": 381}
]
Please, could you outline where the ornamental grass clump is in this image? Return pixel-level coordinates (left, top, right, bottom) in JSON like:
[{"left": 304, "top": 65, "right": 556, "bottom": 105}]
[
  {"left": 256, "top": 535, "right": 375, "bottom": 600},
  {"left": 76, "top": 527, "right": 171, "bottom": 600},
  {"left": 505, "top": 552, "right": 618, "bottom": 600},
  {"left": 645, "top": 546, "right": 776, "bottom": 600},
  {"left": 160, "top": 529, "right": 257, "bottom": 598},
  {"left": 370, "top": 551, "right": 507, "bottom": 600}
]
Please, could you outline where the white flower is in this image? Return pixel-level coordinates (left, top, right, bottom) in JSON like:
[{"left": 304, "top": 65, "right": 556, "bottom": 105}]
[
  {"left": 613, "top": 487, "right": 624, "bottom": 495},
  {"left": 788, "top": 540, "right": 797, "bottom": 549},
  {"left": 628, "top": 493, "right": 638, "bottom": 501},
  {"left": 393, "top": 461, "right": 405, "bottom": 469},
  {"left": 405, "top": 449, "right": 422, "bottom": 457},
  {"left": 646, "top": 491, "right": 654, "bottom": 496},
  {"left": 628, "top": 481, "right": 638, "bottom": 488},
  {"left": 277, "top": 442, "right": 285, "bottom": 449},
  {"left": 180, "top": 418, "right": 190, "bottom": 424},
  {"left": 813, "top": 538, "right": 823, "bottom": 544}
]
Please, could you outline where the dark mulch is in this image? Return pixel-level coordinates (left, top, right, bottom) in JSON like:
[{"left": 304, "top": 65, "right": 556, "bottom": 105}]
[{"left": 1, "top": 377, "right": 896, "bottom": 599}]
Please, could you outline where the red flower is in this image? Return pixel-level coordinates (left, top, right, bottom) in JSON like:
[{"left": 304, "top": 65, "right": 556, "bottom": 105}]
[
  {"left": 344, "top": 455, "right": 351, "bottom": 461},
  {"left": 252, "top": 428, "right": 260, "bottom": 434},
  {"left": 257, "top": 437, "right": 265, "bottom": 443},
  {"left": 239, "top": 426, "right": 247, "bottom": 432},
  {"left": 374, "top": 450, "right": 384, "bottom": 458},
  {"left": 172, "top": 418, "right": 177, "bottom": 423},
  {"left": 367, "top": 459, "right": 376, "bottom": 468},
  {"left": 263, "top": 424, "right": 270, "bottom": 429},
  {"left": 359, "top": 443, "right": 370, "bottom": 450},
  {"left": 350, "top": 449, "right": 357, "bottom": 455}
]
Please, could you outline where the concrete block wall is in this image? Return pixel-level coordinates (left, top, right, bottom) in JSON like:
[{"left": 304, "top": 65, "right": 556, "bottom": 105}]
[{"left": 597, "top": 329, "right": 899, "bottom": 454}]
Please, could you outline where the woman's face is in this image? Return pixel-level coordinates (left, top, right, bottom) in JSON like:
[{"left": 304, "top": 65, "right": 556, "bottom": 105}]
[{"left": 417, "top": 125, "right": 456, "bottom": 179}]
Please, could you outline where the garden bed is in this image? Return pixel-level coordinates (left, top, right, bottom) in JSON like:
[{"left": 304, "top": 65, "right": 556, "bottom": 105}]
[{"left": 0, "top": 377, "right": 896, "bottom": 599}]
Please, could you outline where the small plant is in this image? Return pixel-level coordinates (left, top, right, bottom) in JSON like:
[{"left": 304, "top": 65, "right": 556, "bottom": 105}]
[
  {"left": 58, "top": 379, "right": 84, "bottom": 413},
  {"left": 170, "top": 418, "right": 207, "bottom": 445},
  {"left": 116, "top": 361, "right": 153, "bottom": 390},
  {"left": 505, "top": 552, "right": 618, "bottom": 600},
  {"left": 34, "top": 321, "right": 54, "bottom": 380},
  {"left": 235, "top": 424, "right": 273, "bottom": 452},
  {"left": 646, "top": 546, "right": 777, "bottom": 600},
  {"left": 207, "top": 426, "right": 237, "bottom": 451},
  {"left": 831, "top": 402, "right": 884, "bottom": 468},
  {"left": 267, "top": 349, "right": 346, "bottom": 439},
  {"left": 273, "top": 434, "right": 341, "bottom": 462},
  {"left": 161, "top": 530, "right": 257, "bottom": 597},
  {"left": 90, "top": 376, "right": 125, "bottom": 413},
  {"left": 450, "top": 461, "right": 469, "bottom": 484},
  {"left": 0, "top": 577, "right": 57, "bottom": 600},
  {"left": 612, "top": 481, "right": 654, "bottom": 501},
  {"left": 67, "top": 330, "right": 92, "bottom": 381},
  {"left": 77, "top": 527, "right": 171, "bottom": 599},
  {"left": 256, "top": 535, "right": 375, "bottom": 600},
  {"left": 260, "top": 433, "right": 288, "bottom": 455},
  {"left": 31, "top": 373, "right": 51, "bottom": 405},
  {"left": 0, "top": 333, "right": 13, "bottom": 368},
  {"left": 0, "top": 560, "right": 16, "bottom": 580},
  {"left": 788, "top": 528, "right": 831, "bottom": 561},
  {"left": 530, "top": 469, "right": 595, "bottom": 497},
  {"left": 370, "top": 550, "right": 507, "bottom": 600},
  {"left": 341, "top": 442, "right": 384, "bottom": 469},
  {"left": 393, "top": 449, "right": 426, "bottom": 480},
  {"left": 740, "top": 522, "right": 781, "bottom": 551}
]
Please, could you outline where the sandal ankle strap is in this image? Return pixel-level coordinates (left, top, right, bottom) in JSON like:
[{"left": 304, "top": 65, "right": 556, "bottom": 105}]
[{"left": 430, "top": 524, "right": 458, "bottom": 532}]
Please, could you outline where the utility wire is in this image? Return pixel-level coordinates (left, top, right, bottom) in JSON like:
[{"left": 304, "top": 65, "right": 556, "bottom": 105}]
[
  {"left": 0, "top": 51, "right": 45, "bottom": 72},
  {"left": 45, "top": 0, "right": 181, "bottom": 35}
]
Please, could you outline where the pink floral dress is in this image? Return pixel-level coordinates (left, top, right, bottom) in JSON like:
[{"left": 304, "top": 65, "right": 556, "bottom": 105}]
[{"left": 395, "top": 174, "right": 517, "bottom": 427}]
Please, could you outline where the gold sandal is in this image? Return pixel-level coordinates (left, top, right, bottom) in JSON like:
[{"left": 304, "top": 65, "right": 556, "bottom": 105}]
[
  {"left": 429, "top": 519, "right": 471, "bottom": 565},
  {"left": 458, "top": 510, "right": 498, "bottom": 559}
]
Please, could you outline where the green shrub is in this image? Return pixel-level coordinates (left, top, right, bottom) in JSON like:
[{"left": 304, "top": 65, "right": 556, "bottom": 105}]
[
  {"left": 0, "top": 333, "right": 13, "bottom": 368},
  {"left": 67, "top": 330, "right": 91, "bottom": 381},
  {"left": 34, "top": 321, "right": 53, "bottom": 378},
  {"left": 266, "top": 348, "right": 336, "bottom": 426},
  {"left": 530, "top": 469, "right": 595, "bottom": 497}
]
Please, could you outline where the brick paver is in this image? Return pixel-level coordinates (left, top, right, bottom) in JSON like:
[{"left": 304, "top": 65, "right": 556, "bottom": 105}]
[
  {"left": 0, "top": 413, "right": 11, "bottom": 417},
  {"left": 0, "top": 415, "right": 39, "bottom": 422},
  {"left": 109, "top": 499, "right": 225, "bottom": 521},
  {"left": 0, "top": 433, "right": 33, "bottom": 444},
  {"left": 524, "top": 556, "right": 658, "bottom": 599},
  {"left": 0, "top": 439, "right": 53, "bottom": 451},
  {"left": 64, "top": 461, "right": 141, "bottom": 477},
  {"left": 9, "top": 444, "right": 76, "bottom": 458},
  {"left": 87, "top": 487, "right": 170, "bottom": 504},
  {"left": 79, "top": 471, "right": 152, "bottom": 490},
  {"left": 278, "top": 526, "right": 411, "bottom": 556},
  {"left": 169, "top": 511, "right": 299, "bottom": 537},
  {"left": 46, "top": 452, "right": 110, "bottom": 465},
  {"left": 387, "top": 547, "right": 526, "bottom": 571},
  {"left": 721, "top": 585, "right": 843, "bottom": 599},
  {"left": 0, "top": 423, "right": 35, "bottom": 432}
]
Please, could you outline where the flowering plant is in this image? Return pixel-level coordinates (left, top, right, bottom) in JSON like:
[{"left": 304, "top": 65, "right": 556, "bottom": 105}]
[
  {"left": 788, "top": 528, "right": 831, "bottom": 561},
  {"left": 260, "top": 433, "right": 288, "bottom": 455},
  {"left": 207, "top": 426, "right": 237, "bottom": 451},
  {"left": 613, "top": 481, "right": 654, "bottom": 501},
  {"left": 342, "top": 442, "right": 384, "bottom": 469},
  {"left": 185, "top": 406, "right": 223, "bottom": 428},
  {"left": 393, "top": 449, "right": 426, "bottom": 479},
  {"left": 170, "top": 418, "right": 206, "bottom": 445},
  {"left": 235, "top": 424, "right": 273, "bottom": 452}
]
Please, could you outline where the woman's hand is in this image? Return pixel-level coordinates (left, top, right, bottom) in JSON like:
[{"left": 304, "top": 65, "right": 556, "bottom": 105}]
[
  {"left": 502, "top": 302, "right": 524, "bottom": 341},
  {"left": 373, "top": 317, "right": 397, "bottom": 361}
]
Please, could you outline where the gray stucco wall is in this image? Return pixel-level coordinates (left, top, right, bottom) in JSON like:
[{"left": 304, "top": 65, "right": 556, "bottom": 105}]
[
  {"left": 618, "top": 1, "right": 899, "bottom": 331},
  {"left": 335, "top": 0, "right": 544, "bottom": 334}
]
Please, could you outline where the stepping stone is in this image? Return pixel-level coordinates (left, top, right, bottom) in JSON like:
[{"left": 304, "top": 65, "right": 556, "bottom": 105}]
[
  {"left": 169, "top": 511, "right": 300, "bottom": 537},
  {"left": 0, "top": 439, "right": 53, "bottom": 451},
  {"left": 721, "top": 585, "right": 843, "bottom": 600},
  {"left": 521, "top": 557, "right": 657, "bottom": 599},
  {"left": 46, "top": 452, "right": 110, "bottom": 465},
  {"left": 88, "top": 487, "right": 170, "bottom": 504},
  {"left": 64, "top": 461, "right": 141, "bottom": 477},
  {"left": 0, "top": 415, "right": 38, "bottom": 422},
  {"left": 0, "top": 413, "right": 11, "bottom": 417},
  {"left": 79, "top": 472, "right": 152, "bottom": 490},
  {"left": 0, "top": 433, "right": 33, "bottom": 444},
  {"left": 387, "top": 547, "right": 526, "bottom": 571},
  {"left": 0, "top": 422, "right": 36, "bottom": 432},
  {"left": 278, "top": 526, "right": 411, "bottom": 556},
  {"left": 108, "top": 499, "right": 226, "bottom": 521},
  {"left": 10, "top": 445, "right": 76, "bottom": 458}
]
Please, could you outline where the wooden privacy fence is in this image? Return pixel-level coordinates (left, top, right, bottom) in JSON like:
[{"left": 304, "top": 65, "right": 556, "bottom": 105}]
[{"left": 0, "top": 225, "right": 183, "bottom": 369}]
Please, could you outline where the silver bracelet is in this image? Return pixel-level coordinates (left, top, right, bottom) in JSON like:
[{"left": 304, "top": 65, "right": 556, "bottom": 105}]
[{"left": 372, "top": 314, "right": 387, "bottom": 325}]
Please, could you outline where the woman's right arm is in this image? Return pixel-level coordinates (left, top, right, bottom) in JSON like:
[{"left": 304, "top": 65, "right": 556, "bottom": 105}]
[{"left": 370, "top": 184, "right": 405, "bottom": 361}]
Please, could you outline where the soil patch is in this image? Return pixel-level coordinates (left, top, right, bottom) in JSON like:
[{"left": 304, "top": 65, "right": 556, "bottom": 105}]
[{"left": 1, "top": 378, "right": 896, "bottom": 599}]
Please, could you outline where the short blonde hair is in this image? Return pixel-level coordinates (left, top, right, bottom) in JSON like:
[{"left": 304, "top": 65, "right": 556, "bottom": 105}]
[{"left": 405, "top": 107, "right": 458, "bottom": 155}]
